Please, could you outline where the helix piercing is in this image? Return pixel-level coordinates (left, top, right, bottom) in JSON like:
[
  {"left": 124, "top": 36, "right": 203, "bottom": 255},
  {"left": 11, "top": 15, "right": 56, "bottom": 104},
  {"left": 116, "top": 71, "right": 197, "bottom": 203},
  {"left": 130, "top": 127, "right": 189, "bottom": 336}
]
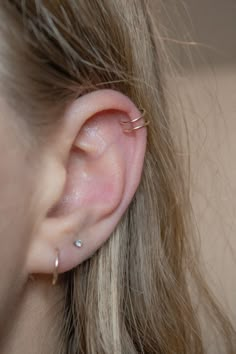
[
  {"left": 74, "top": 239, "right": 83, "bottom": 248},
  {"left": 119, "top": 108, "right": 150, "bottom": 133},
  {"left": 120, "top": 108, "right": 146, "bottom": 125},
  {"left": 52, "top": 248, "right": 60, "bottom": 286}
]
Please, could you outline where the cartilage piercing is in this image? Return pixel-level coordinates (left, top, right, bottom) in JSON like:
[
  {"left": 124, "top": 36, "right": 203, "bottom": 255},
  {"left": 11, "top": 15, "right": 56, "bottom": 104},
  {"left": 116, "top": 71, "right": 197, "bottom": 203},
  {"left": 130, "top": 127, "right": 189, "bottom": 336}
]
[{"left": 119, "top": 108, "right": 150, "bottom": 133}]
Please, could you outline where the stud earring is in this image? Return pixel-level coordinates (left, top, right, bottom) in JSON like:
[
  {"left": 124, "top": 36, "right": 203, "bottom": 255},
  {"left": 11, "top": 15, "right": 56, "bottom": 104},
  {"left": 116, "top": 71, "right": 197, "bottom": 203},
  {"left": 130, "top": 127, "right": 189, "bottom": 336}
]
[
  {"left": 119, "top": 108, "right": 150, "bottom": 133},
  {"left": 52, "top": 248, "right": 60, "bottom": 286},
  {"left": 74, "top": 239, "right": 83, "bottom": 248}
]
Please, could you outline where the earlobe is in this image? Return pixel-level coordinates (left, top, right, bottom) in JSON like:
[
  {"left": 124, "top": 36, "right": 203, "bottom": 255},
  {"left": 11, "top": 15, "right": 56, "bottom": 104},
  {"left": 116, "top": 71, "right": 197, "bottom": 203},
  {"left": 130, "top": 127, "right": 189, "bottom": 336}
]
[{"left": 26, "top": 89, "right": 148, "bottom": 278}]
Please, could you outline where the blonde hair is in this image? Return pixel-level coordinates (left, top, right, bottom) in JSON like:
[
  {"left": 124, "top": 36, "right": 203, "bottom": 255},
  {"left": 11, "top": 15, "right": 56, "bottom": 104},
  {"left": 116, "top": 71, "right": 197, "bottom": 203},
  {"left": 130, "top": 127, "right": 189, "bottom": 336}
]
[{"left": 0, "top": 1, "right": 235, "bottom": 353}]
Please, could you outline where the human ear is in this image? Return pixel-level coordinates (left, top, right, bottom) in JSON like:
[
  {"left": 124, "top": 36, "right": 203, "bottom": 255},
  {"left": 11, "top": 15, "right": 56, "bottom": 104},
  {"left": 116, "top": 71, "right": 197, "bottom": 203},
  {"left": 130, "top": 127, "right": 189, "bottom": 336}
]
[{"left": 26, "top": 89, "right": 148, "bottom": 277}]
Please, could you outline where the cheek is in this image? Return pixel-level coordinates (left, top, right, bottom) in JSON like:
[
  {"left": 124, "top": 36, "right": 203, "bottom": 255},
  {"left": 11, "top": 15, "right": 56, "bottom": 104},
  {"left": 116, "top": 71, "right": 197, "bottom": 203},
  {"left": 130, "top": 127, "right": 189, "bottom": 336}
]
[{"left": 0, "top": 138, "right": 35, "bottom": 322}]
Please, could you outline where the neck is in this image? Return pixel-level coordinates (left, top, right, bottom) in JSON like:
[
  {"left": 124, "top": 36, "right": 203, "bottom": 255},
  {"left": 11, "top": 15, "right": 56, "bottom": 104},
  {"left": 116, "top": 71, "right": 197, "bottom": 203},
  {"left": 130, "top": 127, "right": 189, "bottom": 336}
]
[{"left": 1, "top": 276, "right": 65, "bottom": 354}]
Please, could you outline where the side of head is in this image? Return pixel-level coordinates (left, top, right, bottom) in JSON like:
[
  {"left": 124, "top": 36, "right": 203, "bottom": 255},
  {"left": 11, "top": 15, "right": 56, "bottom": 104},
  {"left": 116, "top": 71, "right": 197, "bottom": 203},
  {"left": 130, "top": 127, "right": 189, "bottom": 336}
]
[{"left": 0, "top": 1, "right": 235, "bottom": 353}]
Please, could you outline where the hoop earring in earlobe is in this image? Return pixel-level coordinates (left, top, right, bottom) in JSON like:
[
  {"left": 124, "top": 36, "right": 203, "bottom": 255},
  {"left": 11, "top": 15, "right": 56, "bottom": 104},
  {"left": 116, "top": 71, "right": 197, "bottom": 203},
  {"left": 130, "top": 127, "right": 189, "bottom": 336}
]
[
  {"left": 52, "top": 248, "right": 60, "bottom": 286},
  {"left": 119, "top": 108, "right": 150, "bottom": 133}
]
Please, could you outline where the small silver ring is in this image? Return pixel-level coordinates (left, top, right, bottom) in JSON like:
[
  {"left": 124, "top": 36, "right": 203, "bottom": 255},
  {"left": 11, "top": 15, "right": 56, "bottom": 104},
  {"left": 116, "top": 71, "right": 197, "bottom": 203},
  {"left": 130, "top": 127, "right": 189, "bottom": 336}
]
[{"left": 52, "top": 248, "right": 59, "bottom": 286}]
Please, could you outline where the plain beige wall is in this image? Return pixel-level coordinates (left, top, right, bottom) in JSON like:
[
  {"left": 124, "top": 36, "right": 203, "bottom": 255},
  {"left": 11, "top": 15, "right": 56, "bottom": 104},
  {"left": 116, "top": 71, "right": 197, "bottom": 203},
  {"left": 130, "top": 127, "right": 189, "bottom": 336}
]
[{"left": 154, "top": 0, "right": 236, "bottom": 335}]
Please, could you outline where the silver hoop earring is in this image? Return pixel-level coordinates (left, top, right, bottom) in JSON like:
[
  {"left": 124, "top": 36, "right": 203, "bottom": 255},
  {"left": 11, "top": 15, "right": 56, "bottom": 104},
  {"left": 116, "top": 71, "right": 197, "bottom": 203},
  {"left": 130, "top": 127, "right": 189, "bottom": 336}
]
[{"left": 52, "top": 248, "right": 60, "bottom": 286}]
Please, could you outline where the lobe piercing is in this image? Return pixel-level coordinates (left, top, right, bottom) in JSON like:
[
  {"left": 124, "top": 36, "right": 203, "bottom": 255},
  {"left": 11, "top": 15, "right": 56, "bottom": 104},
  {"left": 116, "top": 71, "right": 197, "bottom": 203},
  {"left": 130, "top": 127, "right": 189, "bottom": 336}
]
[
  {"left": 52, "top": 248, "right": 60, "bottom": 286},
  {"left": 74, "top": 240, "right": 83, "bottom": 248}
]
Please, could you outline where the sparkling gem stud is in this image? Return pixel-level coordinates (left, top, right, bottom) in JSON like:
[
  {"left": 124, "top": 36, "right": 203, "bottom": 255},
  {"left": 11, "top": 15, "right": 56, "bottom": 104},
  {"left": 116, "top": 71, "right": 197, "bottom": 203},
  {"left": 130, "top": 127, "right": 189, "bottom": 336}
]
[{"left": 74, "top": 240, "right": 83, "bottom": 248}]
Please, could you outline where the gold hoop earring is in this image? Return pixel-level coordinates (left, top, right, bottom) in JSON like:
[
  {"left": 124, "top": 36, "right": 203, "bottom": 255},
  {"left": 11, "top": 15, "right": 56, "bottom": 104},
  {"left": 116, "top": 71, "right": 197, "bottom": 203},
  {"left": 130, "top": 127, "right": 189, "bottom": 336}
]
[
  {"left": 52, "top": 248, "right": 60, "bottom": 286},
  {"left": 119, "top": 108, "right": 150, "bottom": 133}
]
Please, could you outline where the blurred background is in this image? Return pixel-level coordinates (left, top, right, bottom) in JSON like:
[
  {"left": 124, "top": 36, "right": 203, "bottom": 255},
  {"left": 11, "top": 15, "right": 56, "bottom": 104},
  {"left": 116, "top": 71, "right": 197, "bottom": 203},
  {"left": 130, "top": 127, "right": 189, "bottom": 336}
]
[
  {"left": 160, "top": 0, "right": 236, "bottom": 69},
  {"left": 154, "top": 0, "right": 236, "bottom": 331}
]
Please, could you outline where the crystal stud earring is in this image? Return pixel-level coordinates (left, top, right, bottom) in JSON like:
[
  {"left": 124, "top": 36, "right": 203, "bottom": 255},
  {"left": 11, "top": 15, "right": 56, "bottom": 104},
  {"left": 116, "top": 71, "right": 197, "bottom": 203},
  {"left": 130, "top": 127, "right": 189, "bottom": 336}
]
[{"left": 74, "top": 240, "right": 83, "bottom": 248}]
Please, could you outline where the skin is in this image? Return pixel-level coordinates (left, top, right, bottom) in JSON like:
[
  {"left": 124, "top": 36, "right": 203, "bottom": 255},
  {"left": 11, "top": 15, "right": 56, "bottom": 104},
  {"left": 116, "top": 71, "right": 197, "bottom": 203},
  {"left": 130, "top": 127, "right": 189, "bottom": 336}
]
[
  {"left": 0, "top": 89, "right": 147, "bottom": 353},
  {"left": 0, "top": 96, "right": 55, "bottom": 351},
  {"left": 0, "top": 96, "right": 34, "bottom": 323}
]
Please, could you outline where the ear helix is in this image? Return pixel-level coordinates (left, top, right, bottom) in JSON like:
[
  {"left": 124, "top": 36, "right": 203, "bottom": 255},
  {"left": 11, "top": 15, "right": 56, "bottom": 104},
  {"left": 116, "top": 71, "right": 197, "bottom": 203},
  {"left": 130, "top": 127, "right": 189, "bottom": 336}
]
[{"left": 119, "top": 108, "right": 150, "bottom": 133}]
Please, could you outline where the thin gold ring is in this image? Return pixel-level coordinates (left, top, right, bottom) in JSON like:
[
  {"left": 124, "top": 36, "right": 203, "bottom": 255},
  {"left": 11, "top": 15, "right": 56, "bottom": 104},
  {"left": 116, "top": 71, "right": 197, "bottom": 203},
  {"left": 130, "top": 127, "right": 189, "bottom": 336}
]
[
  {"left": 120, "top": 108, "right": 146, "bottom": 125},
  {"left": 52, "top": 248, "right": 59, "bottom": 286},
  {"left": 123, "top": 120, "right": 150, "bottom": 132},
  {"left": 119, "top": 108, "right": 150, "bottom": 133}
]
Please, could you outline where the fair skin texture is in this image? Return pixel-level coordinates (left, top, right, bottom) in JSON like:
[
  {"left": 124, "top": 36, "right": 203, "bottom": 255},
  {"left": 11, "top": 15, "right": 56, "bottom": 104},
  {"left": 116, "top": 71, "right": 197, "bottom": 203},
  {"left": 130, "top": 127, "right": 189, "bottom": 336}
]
[{"left": 0, "top": 89, "right": 147, "bottom": 353}]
